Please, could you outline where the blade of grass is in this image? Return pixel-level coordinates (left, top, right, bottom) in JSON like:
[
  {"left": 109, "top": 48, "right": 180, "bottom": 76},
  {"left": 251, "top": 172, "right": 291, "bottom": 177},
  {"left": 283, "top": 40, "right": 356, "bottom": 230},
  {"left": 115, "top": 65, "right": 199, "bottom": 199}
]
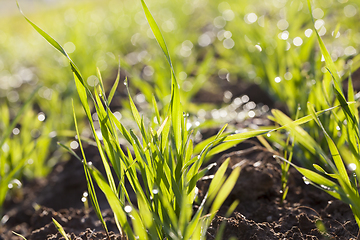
[
  {"left": 108, "top": 59, "right": 121, "bottom": 104},
  {"left": 52, "top": 218, "right": 70, "bottom": 240},
  {"left": 71, "top": 100, "right": 110, "bottom": 237}
]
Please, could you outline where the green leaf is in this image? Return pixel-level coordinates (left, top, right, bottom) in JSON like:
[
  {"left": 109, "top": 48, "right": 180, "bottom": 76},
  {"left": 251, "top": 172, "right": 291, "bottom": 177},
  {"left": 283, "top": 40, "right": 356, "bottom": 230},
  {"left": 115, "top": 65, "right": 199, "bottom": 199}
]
[
  {"left": 307, "top": 103, "right": 350, "bottom": 186},
  {"left": 297, "top": 166, "right": 343, "bottom": 200},
  {"left": 87, "top": 164, "right": 135, "bottom": 240},
  {"left": 207, "top": 158, "right": 230, "bottom": 202},
  {"left": 210, "top": 167, "right": 240, "bottom": 214},
  {"left": 12, "top": 232, "right": 27, "bottom": 240},
  {"left": 72, "top": 101, "right": 109, "bottom": 235},
  {"left": 125, "top": 78, "right": 142, "bottom": 130},
  {"left": 140, "top": 0, "right": 172, "bottom": 69},
  {"left": 108, "top": 60, "right": 121, "bottom": 104},
  {"left": 52, "top": 218, "right": 70, "bottom": 240}
]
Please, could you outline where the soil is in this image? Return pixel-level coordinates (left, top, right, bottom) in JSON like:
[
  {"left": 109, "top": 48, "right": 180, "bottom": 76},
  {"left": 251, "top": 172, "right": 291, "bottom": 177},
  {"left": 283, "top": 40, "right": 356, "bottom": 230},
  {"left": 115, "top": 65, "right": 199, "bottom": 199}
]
[{"left": 1, "top": 79, "right": 359, "bottom": 239}]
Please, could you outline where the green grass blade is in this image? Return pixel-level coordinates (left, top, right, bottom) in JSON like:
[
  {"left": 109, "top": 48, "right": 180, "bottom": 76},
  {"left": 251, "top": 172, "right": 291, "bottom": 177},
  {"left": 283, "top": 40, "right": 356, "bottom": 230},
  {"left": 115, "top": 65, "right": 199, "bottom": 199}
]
[
  {"left": 52, "top": 218, "right": 70, "bottom": 240},
  {"left": 140, "top": 0, "right": 182, "bottom": 153},
  {"left": 87, "top": 164, "right": 135, "bottom": 240},
  {"left": 12, "top": 232, "right": 27, "bottom": 240},
  {"left": 170, "top": 79, "right": 183, "bottom": 154},
  {"left": 306, "top": 0, "right": 341, "bottom": 89},
  {"left": 307, "top": 103, "right": 352, "bottom": 187},
  {"left": 223, "top": 128, "right": 271, "bottom": 142},
  {"left": 57, "top": 142, "right": 82, "bottom": 162},
  {"left": 140, "top": 0, "right": 172, "bottom": 69},
  {"left": 210, "top": 167, "right": 240, "bottom": 214},
  {"left": 296, "top": 166, "right": 344, "bottom": 200},
  {"left": 72, "top": 101, "right": 109, "bottom": 235},
  {"left": 17, "top": 1, "right": 68, "bottom": 58},
  {"left": 125, "top": 78, "right": 142, "bottom": 128},
  {"left": 207, "top": 158, "right": 229, "bottom": 202},
  {"left": 108, "top": 60, "right": 121, "bottom": 105},
  {"left": 272, "top": 109, "right": 332, "bottom": 167}
]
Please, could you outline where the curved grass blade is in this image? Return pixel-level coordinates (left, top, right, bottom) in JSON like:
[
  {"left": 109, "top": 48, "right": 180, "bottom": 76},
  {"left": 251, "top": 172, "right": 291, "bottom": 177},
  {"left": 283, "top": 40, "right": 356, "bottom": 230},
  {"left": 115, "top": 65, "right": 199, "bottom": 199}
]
[
  {"left": 17, "top": 1, "right": 68, "bottom": 58},
  {"left": 108, "top": 60, "right": 121, "bottom": 104},
  {"left": 86, "top": 164, "right": 135, "bottom": 240},
  {"left": 308, "top": 103, "right": 350, "bottom": 186},
  {"left": 12, "top": 232, "right": 27, "bottom": 240},
  {"left": 274, "top": 155, "right": 343, "bottom": 200},
  {"left": 307, "top": 0, "right": 358, "bottom": 134},
  {"left": 210, "top": 166, "right": 240, "bottom": 214},
  {"left": 52, "top": 218, "right": 70, "bottom": 240},
  {"left": 71, "top": 101, "right": 110, "bottom": 237},
  {"left": 140, "top": 0, "right": 172, "bottom": 69},
  {"left": 140, "top": 0, "right": 183, "bottom": 154}
]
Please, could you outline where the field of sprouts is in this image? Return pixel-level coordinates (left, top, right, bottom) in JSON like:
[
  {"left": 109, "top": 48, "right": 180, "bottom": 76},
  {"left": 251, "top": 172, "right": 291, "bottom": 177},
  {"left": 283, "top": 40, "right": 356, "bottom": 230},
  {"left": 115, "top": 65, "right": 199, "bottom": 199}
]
[{"left": 1, "top": 0, "right": 360, "bottom": 239}]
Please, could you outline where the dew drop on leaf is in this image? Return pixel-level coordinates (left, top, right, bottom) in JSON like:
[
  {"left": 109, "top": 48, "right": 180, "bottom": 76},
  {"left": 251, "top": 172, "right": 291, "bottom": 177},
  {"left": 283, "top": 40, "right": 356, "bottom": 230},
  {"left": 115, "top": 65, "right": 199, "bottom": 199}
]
[
  {"left": 348, "top": 163, "right": 357, "bottom": 171},
  {"left": 124, "top": 205, "right": 132, "bottom": 213},
  {"left": 302, "top": 176, "right": 310, "bottom": 185}
]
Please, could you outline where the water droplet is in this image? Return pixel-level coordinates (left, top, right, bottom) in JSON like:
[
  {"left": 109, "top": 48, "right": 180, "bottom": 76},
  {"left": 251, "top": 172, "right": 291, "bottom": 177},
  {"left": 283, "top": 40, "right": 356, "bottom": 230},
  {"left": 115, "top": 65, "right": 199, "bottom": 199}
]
[
  {"left": 214, "top": 16, "right": 226, "bottom": 29},
  {"left": 267, "top": 133, "right": 271, "bottom": 137},
  {"left": 320, "top": 185, "right": 331, "bottom": 191},
  {"left": 70, "top": 141, "right": 79, "bottom": 150},
  {"left": 344, "top": 46, "right": 357, "bottom": 56},
  {"left": 348, "top": 163, "right": 357, "bottom": 171},
  {"left": 241, "top": 95, "right": 249, "bottom": 103},
  {"left": 87, "top": 75, "right": 99, "bottom": 87},
  {"left": 223, "top": 9, "right": 235, "bottom": 21},
  {"left": 152, "top": 188, "right": 159, "bottom": 195},
  {"left": 245, "top": 13, "right": 258, "bottom": 24},
  {"left": 279, "top": 190, "right": 283, "bottom": 194},
  {"left": 12, "top": 128, "right": 20, "bottom": 135},
  {"left": 124, "top": 205, "right": 132, "bottom": 213},
  {"left": 284, "top": 72, "right": 292, "bottom": 80},
  {"left": 303, "top": 176, "right": 310, "bottom": 185},
  {"left": 255, "top": 44, "right": 262, "bottom": 52},
  {"left": 248, "top": 111, "right": 256, "bottom": 118},
  {"left": 49, "top": 131, "right": 57, "bottom": 138},
  {"left": 223, "top": 38, "right": 235, "bottom": 49},
  {"left": 293, "top": 37, "right": 303, "bottom": 47},
  {"left": 305, "top": 28, "right": 313, "bottom": 37},
  {"left": 312, "top": 8, "right": 324, "bottom": 19},
  {"left": 314, "top": 19, "right": 325, "bottom": 30},
  {"left": 38, "top": 112, "right": 46, "bottom": 122},
  {"left": 278, "top": 31, "right": 289, "bottom": 40},
  {"left": 344, "top": 4, "right": 357, "bottom": 18},
  {"left": 277, "top": 19, "right": 289, "bottom": 30},
  {"left": 8, "top": 179, "right": 22, "bottom": 189}
]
